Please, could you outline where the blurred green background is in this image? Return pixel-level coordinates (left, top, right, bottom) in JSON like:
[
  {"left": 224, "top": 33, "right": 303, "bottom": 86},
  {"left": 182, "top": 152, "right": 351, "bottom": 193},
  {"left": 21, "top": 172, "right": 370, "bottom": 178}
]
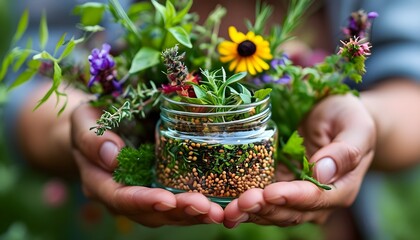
[{"left": 2, "top": 0, "right": 420, "bottom": 239}]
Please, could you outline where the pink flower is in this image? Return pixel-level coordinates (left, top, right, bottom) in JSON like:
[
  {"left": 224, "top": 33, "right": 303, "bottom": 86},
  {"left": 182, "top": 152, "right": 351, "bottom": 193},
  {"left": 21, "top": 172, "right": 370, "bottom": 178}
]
[
  {"left": 42, "top": 179, "right": 68, "bottom": 208},
  {"left": 338, "top": 37, "right": 371, "bottom": 58}
]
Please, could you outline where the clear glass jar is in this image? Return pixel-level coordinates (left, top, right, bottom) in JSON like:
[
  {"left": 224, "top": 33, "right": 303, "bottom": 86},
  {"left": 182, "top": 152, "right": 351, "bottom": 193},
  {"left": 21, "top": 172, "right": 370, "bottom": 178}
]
[{"left": 155, "top": 96, "right": 278, "bottom": 207}]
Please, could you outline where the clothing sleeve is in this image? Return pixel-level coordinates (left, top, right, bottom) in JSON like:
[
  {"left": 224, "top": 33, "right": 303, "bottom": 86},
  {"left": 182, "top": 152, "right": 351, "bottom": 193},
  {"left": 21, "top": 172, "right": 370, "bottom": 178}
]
[{"left": 327, "top": 0, "right": 420, "bottom": 90}]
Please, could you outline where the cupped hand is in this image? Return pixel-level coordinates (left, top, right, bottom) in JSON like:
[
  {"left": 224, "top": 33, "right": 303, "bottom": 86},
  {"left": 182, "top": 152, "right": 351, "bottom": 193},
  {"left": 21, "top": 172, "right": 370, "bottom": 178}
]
[
  {"left": 223, "top": 94, "right": 376, "bottom": 228},
  {"left": 71, "top": 104, "right": 224, "bottom": 227}
]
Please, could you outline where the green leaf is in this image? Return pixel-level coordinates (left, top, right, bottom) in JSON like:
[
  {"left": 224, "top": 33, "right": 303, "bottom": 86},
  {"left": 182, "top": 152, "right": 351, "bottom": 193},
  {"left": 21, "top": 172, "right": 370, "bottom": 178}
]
[
  {"left": 13, "top": 40, "right": 32, "bottom": 72},
  {"left": 8, "top": 69, "right": 37, "bottom": 91},
  {"left": 53, "top": 61, "right": 62, "bottom": 86},
  {"left": 54, "top": 33, "right": 67, "bottom": 56},
  {"left": 58, "top": 38, "right": 76, "bottom": 61},
  {"left": 33, "top": 51, "right": 55, "bottom": 61},
  {"left": 168, "top": 26, "right": 192, "bottom": 48},
  {"left": 109, "top": 0, "right": 141, "bottom": 39},
  {"left": 165, "top": 0, "right": 176, "bottom": 26},
  {"left": 113, "top": 144, "right": 155, "bottom": 186},
  {"left": 254, "top": 88, "right": 272, "bottom": 101},
  {"left": 192, "top": 84, "right": 207, "bottom": 99},
  {"left": 34, "top": 61, "right": 62, "bottom": 110},
  {"left": 34, "top": 86, "right": 54, "bottom": 111},
  {"left": 73, "top": 2, "right": 106, "bottom": 26},
  {"left": 39, "top": 11, "right": 48, "bottom": 49},
  {"left": 172, "top": 0, "right": 193, "bottom": 24},
  {"left": 225, "top": 71, "right": 247, "bottom": 85},
  {"left": 129, "top": 47, "right": 161, "bottom": 74},
  {"left": 282, "top": 131, "right": 306, "bottom": 157},
  {"left": 128, "top": 2, "right": 153, "bottom": 17},
  {"left": 151, "top": 0, "right": 167, "bottom": 23},
  {"left": 239, "top": 93, "right": 251, "bottom": 104},
  {"left": 12, "top": 9, "right": 29, "bottom": 44},
  {"left": 217, "top": 71, "right": 246, "bottom": 97},
  {"left": 55, "top": 91, "right": 68, "bottom": 116},
  {"left": 0, "top": 49, "right": 18, "bottom": 81}
]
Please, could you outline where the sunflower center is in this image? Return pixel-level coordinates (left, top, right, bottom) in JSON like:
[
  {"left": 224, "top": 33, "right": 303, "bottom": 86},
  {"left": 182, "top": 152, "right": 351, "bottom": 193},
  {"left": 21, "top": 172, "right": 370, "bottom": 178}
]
[{"left": 237, "top": 40, "right": 257, "bottom": 57}]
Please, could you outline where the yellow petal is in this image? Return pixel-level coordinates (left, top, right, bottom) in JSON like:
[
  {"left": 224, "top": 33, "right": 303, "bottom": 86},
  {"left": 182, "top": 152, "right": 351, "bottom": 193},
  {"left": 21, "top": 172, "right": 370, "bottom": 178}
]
[
  {"left": 252, "top": 35, "right": 264, "bottom": 44},
  {"left": 246, "top": 57, "right": 256, "bottom": 75},
  {"left": 251, "top": 55, "right": 263, "bottom": 73},
  {"left": 253, "top": 56, "right": 270, "bottom": 70},
  {"left": 257, "top": 48, "right": 273, "bottom": 60},
  {"left": 246, "top": 31, "right": 255, "bottom": 39},
  {"left": 229, "top": 26, "right": 246, "bottom": 44},
  {"left": 236, "top": 58, "right": 247, "bottom": 72},
  {"left": 218, "top": 41, "right": 238, "bottom": 55},
  {"left": 220, "top": 54, "right": 236, "bottom": 63},
  {"left": 229, "top": 58, "right": 240, "bottom": 72}
]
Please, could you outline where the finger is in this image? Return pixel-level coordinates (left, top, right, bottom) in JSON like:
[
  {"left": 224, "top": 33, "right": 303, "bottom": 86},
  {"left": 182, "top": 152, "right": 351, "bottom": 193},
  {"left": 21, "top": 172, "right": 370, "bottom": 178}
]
[
  {"left": 71, "top": 104, "right": 125, "bottom": 171},
  {"left": 247, "top": 204, "right": 316, "bottom": 227},
  {"left": 263, "top": 181, "right": 336, "bottom": 210},
  {"left": 74, "top": 149, "right": 177, "bottom": 214},
  {"left": 176, "top": 192, "right": 212, "bottom": 217},
  {"left": 310, "top": 104, "right": 375, "bottom": 184},
  {"left": 223, "top": 188, "right": 264, "bottom": 228},
  {"left": 175, "top": 192, "right": 224, "bottom": 224},
  {"left": 224, "top": 199, "right": 249, "bottom": 228},
  {"left": 224, "top": 189, "right": 327, "bottom": 227},
  {"left": 204, "top": 202, "right": 225, "bottom": 224},
  {"left": 311, "top": 141, "right": 367, "bottom": 183}
]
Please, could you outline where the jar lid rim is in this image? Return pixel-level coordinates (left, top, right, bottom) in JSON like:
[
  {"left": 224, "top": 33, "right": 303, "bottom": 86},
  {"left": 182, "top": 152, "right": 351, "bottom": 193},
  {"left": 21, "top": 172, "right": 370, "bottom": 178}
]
[{"left": 161, "top": 94, "right": 270, "bottom": 108}]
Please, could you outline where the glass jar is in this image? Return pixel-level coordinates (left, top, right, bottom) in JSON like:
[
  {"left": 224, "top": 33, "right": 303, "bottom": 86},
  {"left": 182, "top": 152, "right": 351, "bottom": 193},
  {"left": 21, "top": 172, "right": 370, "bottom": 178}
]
[{"left": 155, "top": 95, "right": 278, "bottom": 207}]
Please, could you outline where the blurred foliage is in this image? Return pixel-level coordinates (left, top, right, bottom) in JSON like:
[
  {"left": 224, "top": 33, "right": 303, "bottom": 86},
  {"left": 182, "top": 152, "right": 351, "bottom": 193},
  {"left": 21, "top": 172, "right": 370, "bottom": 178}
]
[
  {"left": 0, "top": 0, "right": 12, "bottom": 60},
  {"left": 376, "top": 168, "right": 420, "bottom": 240}
]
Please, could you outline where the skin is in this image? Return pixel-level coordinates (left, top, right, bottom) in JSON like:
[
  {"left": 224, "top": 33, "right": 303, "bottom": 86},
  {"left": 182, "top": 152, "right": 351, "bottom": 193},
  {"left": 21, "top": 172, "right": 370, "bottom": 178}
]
[
  {"left": 18, "top": 82, "right": 224, "bottom": 227},
  {"left": 224, "top": 93, "right": 376, "bottom": 227},
  {"left": 223, "top": 78, "right": 420, "bottom": 228},
  {"left": 18, "top": 77, "right": 420, "bottom": 228}
]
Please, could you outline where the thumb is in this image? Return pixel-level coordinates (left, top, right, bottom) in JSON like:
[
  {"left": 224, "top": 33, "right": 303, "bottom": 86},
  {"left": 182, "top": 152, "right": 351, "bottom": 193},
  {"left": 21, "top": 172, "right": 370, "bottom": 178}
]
[
  {"left": 71, "top": 103, "right": 125, "bottom": 171},
  {"left": 311, "top": 141, "right": 364, "bottom": 184}
]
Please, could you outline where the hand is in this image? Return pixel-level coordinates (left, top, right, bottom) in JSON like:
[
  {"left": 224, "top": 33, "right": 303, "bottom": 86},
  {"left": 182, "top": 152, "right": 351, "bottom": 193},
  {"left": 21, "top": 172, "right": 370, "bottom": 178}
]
[
  {"left": 70, "top": 104, "right": 224, "bottom": 227},
  {"left": 223, "top": 94, "right": 376, "bottom": 228}
]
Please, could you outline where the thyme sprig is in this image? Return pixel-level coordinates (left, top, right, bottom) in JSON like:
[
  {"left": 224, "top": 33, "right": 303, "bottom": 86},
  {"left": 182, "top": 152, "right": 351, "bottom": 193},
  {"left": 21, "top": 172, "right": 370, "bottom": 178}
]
[{"left": 90, "top": 81, "right": 161, "bottom": 136}]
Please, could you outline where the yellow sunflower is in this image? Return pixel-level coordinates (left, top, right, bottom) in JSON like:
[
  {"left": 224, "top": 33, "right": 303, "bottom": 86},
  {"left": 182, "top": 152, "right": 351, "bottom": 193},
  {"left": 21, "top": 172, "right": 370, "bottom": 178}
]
[{"left": 218, "top": 26, "right": 273, "bottom": 75}]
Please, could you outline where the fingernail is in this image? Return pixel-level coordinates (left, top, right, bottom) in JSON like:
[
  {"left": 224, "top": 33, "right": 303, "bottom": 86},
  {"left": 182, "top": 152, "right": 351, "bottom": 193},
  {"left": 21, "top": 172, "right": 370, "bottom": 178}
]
[
  {"left": 185, "top": 206, "right": 207, "bottom": 216},
  {"left": 316, "top": 157, "right": 337, "bottom": 183},
  {"left": 203, "top": 216, "right": 221, "bottom": 224},
  {"left": 99, "top": 141, "right": 119, "bottom": 168},
  {"left": 243, "top": 204, "right": 261, "bottom": 213},
  {"left": 154, "top": 202, "right": 176, "bottom": 211},
  {"left": 231, "top": 213, "right": 249, "bottom": 223},
  {"left": 266, "top": 196, "right": 286, "bottom": 205}
]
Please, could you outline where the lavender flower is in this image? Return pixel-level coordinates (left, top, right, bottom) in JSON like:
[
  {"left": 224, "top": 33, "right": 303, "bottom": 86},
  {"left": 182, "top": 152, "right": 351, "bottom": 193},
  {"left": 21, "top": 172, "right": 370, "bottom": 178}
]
[
  {"left": 342, "top": 10, "right": 378, "bottom": 40},
  {"left": 252, "top": 55, "right": 291, "bottom": 85},
  {"left": 88, "top": 43, "right": 122, "bottom": 96}
]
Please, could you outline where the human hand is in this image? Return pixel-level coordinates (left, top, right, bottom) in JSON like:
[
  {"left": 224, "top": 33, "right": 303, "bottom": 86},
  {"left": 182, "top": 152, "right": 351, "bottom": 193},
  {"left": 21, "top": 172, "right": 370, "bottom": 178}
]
[
  {"left": 223, "top": 94, "right": 376, "bottom": 228},
  {"left": 70, "top": 104, "right": 224, "bottom": 227}
]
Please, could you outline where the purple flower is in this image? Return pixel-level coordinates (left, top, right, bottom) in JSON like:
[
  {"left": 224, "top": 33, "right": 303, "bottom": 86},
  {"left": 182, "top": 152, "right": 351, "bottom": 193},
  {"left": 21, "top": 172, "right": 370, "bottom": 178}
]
[
  {"left": 274, "top": 75, "right": 291, "bottom": 84},
  {"left": 367, "top": 11, "right": 379, "bottom": 19},
  {"left": 252, "top": 73, "right": 291, "bottom": 86},
  {"left": 342, "top": 10, "right": 378, "bottom": 40},
  {"left": 270, "top": 54, "right": 289, "bottom": 69},
  {"left": 88, "top": 43, "right": 122, "bottom": 96}
]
